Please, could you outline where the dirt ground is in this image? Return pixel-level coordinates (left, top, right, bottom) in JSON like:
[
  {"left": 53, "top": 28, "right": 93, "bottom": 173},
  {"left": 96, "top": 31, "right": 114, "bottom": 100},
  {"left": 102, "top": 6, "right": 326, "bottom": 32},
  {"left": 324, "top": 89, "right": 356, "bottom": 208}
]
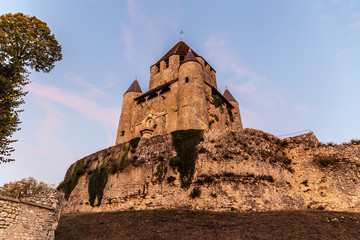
[{"left": 55, "top": 210, "right": 360, "bottom": 240}]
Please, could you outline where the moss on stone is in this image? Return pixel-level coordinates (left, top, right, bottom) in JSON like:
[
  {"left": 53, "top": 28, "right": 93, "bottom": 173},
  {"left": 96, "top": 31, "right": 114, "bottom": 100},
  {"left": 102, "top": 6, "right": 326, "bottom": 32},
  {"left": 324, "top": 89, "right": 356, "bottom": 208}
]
[
  {"left": 88, "top": 164, "right": 108, "bottom": 207},
  {"left": 171, "top": 129, "right": 204, "bottom": 188},
  {"left": 58, "top": 158, "right": 86, "bottom": 200}
]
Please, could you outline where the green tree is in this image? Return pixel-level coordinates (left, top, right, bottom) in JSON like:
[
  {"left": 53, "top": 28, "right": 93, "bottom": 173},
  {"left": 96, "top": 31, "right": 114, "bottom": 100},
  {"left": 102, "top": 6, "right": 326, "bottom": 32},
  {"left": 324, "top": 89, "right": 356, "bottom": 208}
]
[
  {"left": 0, "top": 177, "right": 54, "bottom": 198},
  {"left": 0, "top": 13, "right": 62, "bottom": 163}
]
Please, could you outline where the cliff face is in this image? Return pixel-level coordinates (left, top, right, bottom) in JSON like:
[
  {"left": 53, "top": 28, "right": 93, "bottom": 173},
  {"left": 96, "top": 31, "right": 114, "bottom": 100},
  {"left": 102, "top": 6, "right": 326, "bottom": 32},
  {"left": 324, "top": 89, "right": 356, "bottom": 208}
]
[{"left": 59, "top": 129, "right": 360, "bottom": 214}]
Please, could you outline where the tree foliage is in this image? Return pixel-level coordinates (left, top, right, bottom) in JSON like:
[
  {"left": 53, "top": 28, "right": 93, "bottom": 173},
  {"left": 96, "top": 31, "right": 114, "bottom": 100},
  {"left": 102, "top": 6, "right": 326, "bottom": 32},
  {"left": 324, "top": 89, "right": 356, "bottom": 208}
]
[
  {"left": 0, "top": 13, "right": 62, "bottom": 163},
  {"left": 0, "top": 177, "right": 54, "bottom": 198}
]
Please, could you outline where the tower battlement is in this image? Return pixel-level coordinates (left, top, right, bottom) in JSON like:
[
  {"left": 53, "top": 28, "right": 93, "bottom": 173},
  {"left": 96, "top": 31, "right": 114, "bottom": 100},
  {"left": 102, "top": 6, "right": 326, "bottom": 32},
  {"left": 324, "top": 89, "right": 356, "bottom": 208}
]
[{"left": 116, "top": 40, "right": 243, "bottom": 145}]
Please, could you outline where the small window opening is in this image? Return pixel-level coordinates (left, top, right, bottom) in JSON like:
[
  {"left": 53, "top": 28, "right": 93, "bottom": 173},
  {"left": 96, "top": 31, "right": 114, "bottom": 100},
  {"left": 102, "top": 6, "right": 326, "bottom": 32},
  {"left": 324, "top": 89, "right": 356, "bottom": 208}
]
[
  {"left": 165, "top": 59, "right": 169, "bottom": 68},
  {"left": 121, "top": 130, "right": 125, "bottom": 136},
  {"left": 185, "top": 77, "right": 189, "bottom": 83},
  {"left": 156, "top": 63, "right": 160, "bottom": 73}
]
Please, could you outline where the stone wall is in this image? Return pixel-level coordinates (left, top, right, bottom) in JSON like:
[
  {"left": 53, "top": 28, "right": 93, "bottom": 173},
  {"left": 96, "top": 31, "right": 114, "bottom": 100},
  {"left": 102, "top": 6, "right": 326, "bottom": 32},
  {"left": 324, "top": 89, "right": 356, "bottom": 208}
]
[
  {"left": 0, "top": 190, "right": 63, "bottom": 240},
  {"left": 60, "top": 129, "right": 360, "bottom": 214}
]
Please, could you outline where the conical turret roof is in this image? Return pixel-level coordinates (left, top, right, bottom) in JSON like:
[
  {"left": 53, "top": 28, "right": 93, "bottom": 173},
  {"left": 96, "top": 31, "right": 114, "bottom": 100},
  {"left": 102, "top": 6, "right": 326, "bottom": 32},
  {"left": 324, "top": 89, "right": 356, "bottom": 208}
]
[
  {"left": 223, "top": 88, "right": 237, "bottom": 102},
  {"left": 125, "top": 79, "right": 142, "bottom": 94},
  {"left": 153, "top": 40, "right": 200, "bottom": 66},
  {"left": 183, "top": 49, "right": 199, "bottom": 64}
]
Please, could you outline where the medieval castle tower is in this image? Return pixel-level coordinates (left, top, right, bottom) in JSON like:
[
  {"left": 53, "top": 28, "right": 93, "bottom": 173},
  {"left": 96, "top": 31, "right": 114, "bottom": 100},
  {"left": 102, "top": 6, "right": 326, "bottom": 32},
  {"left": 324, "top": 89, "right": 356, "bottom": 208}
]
[{"left": 116, "top": 40, "right": 243, "bottom": 144}]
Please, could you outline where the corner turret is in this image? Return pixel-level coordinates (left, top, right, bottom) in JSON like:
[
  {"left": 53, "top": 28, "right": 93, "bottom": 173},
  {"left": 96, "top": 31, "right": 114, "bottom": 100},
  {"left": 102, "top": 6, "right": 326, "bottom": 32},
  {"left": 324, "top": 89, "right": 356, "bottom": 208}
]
[
  {"left": 224, "top": 88, "right": 243, "bottom": 130},
  {"left": 116, "top": 78, "right": 143, "bottom": 144}
]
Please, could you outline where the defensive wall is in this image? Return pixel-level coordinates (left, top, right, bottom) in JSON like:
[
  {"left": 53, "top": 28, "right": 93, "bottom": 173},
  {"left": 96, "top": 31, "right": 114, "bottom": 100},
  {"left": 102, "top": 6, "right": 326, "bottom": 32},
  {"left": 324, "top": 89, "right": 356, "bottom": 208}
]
[
  {"left": 0, "top": 190, "right": 63, "bottom": 240},
  {"left": 60, "top": 129, "right": 360, "bottom": 214}
]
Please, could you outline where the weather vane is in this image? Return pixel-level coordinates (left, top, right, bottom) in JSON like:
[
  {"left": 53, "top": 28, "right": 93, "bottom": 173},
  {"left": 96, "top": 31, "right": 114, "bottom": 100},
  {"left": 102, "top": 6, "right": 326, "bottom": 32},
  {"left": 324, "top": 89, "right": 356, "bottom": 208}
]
[{"left": 180, "top": 30, "right": 184, "bottom": 41}]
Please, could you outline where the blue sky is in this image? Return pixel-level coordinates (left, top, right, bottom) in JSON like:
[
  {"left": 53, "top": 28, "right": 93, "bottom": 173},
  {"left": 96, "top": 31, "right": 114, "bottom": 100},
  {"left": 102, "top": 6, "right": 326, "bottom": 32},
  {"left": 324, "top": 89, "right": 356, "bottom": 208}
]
[{"left": 1, "top": 0, "right": 360, "bottom": 186}]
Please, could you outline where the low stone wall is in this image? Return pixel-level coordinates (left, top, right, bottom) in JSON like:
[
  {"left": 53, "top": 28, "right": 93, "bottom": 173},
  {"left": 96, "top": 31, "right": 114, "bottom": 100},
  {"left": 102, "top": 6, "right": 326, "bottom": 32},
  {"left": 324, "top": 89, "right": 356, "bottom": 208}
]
[{"left": 0, "top": 190, "right": 63, "bottom": 240}]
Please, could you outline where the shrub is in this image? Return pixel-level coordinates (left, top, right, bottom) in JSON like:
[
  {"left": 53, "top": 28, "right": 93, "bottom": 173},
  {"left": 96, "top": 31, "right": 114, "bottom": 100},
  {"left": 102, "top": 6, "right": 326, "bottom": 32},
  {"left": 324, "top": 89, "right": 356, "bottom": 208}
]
[
  {"left": 350, "top": 139, "right": 360, "bottom": 145},
  {"left": 211, "top": 192, "right": 217, "bottom": 198},
  {"left": 189, "top": 187, "right": 201, "bottom": 198},
  {"left": 313, "top": 154, "right": 342, "bottom": 167}
]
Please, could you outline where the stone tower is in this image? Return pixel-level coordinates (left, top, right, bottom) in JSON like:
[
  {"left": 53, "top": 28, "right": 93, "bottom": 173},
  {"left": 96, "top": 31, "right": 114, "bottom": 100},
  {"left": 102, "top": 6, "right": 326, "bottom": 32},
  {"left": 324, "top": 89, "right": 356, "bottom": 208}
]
[{"left": 116, "top": 40, "right": 243, "bottom": 145}]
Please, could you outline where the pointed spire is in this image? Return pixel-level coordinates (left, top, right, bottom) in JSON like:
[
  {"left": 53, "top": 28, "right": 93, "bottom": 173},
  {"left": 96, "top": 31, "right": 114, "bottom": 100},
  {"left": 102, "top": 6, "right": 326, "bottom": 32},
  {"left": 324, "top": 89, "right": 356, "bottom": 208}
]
[
  {"left": 125, "top": 78, "right": 142, "bottom": 94},
  {"left": 183, "top": 49, "right": 199, "bottom": 64},
  {"left": 223, "top": 88, "right": 237, "bottom": 102}
]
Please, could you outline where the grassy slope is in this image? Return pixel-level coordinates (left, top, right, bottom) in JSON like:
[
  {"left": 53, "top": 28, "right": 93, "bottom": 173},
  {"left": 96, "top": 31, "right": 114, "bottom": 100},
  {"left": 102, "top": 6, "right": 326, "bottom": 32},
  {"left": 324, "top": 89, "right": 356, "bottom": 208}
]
[{"left": 55, "top": 210, "right": 360, "bottom": 240}]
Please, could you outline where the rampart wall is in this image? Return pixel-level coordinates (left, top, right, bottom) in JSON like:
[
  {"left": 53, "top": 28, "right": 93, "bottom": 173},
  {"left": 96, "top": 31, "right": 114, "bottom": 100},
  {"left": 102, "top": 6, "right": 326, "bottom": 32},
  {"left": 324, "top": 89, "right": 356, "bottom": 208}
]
[{"left": 60, "top": 129, "right": 360, "bottom": 214}]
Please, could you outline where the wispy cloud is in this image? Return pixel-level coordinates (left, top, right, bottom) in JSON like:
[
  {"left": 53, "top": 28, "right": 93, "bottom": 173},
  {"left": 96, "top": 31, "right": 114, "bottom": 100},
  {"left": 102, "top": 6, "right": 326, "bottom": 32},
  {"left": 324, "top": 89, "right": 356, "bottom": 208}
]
[
  {"left": 65, "top": 74, "right": 106, "bottom": 97},
  {"left": 121, "top": 24, "right": 134, "bottom": 62},
  {"left": 27, "top": 83, "right": 120, "bottom": 128},
  {"left": 120, "top": 0, "right": 157, "bottom": 62}
]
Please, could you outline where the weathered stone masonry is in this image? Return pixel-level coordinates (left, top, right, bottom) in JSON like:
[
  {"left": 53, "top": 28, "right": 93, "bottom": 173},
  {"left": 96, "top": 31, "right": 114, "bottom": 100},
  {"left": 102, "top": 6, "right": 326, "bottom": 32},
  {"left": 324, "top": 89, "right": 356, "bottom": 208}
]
[
  {"left": 0, "top": 190, "right": 63, "bottom": 240},
  {"left": 116, "top": 40, "right": 243, "bottom": 144},
  {"left": 61, "top": 129, "right": 360, "bottom": 214}
]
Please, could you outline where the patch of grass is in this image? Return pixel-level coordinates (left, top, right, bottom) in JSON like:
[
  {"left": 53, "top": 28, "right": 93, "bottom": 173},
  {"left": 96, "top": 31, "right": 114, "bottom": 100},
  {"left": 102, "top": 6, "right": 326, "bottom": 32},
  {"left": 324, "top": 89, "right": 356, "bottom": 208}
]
[
  {"left": 88, "top": 164, "right": 108, "bottom": 206},
  {"left": 167, "top": 176, "right": 176, "bottom": 184},
  {"left": 313, "top": 154, "right": 343, "bottom": 167},
  {"left": 246, "top": 173, "right": 255, "bottom": 178},
  {"left": 171, "top": 129, "right": 204, "bottom": 188},
  {"left": 58, "top": 158, "right": 86, "bottom": 200},
  {"left": 189, "top": 187, "right": 201, "bottom": 198}
]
